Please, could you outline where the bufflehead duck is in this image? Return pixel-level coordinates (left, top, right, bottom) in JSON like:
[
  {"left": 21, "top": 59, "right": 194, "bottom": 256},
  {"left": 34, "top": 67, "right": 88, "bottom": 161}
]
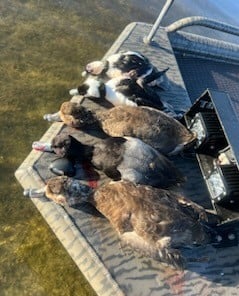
[
  {"left": 44, "top": 103, "right": 196, "bottom": 155},
  {"left": 82, "top": 50, "right": 170, "bottom": 90},
  {"left": 33, "top": 134, "right": 185, "bottom": 188},
  {"left": 69, "top": 76, "right": 166, "bottom": 111},
  {"left": 24, "top": 177, "right": 221, "bottom": 269}
]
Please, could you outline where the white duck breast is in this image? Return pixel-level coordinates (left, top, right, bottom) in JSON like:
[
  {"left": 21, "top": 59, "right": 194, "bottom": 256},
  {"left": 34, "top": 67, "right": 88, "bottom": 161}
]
[
  {"left": 70, "top": 75, "right": 166, "bottom": 110},
  {"left": 70, "top": 77, "right": 141, "bottom": 107},
  {"left": 85, "top": 79, "right": 101, "bottom": 97},
  {"left": 69, "top": 78, "right": 101, "bottom": 98},
  {"left": 105, "top": 77, "right": 137, "bottom": 106}
]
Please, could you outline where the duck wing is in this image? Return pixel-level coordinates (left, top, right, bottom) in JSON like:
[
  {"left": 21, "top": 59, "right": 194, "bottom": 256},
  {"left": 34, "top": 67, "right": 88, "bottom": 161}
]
[
  {"left": 94, "top": 181, "right": 208, "bottom": 268},
  {"left": 118, "top": 137, "right": 185, "bottom": 188},
  {"left": 166, "top": 191, "right": 208, "bottom": 221},
  {"left": 115, "top": 78, "right": 164, "bottom": 110},
  {"left": 135, "top": 107, "right": 196, "bottom": 154},
  {"left": 97, "top": 106, "right": 196, "bottom": 154}
]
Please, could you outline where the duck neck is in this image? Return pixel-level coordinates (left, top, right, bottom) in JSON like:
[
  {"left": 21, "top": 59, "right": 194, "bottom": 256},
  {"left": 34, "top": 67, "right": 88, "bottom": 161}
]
[
  {"left": 67, "top": 137, "right": 94, "bottom": 163},
  {"left": 98, "top": 81, "right": 106, "bottom": 99},
  {"left": 100, "top": 60, "right": 109, "bottom": 78},
  {"left": 85, "top": 109, "right": 102, "bottom": 129},
  {"left": 88, "top": 189, "right": 100, "bottom": 208},
  {"left": 66, "top": 178, "right": 96, "bottom": 206}
]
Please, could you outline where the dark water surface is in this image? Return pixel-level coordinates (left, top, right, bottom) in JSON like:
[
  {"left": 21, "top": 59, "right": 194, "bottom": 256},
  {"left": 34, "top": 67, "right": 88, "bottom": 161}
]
[
  {"left": 0, "top": 1, "right": 154, "bottom": 295},
  {"left": 1, "top": 0, "right": 239, "bottom": 295}
]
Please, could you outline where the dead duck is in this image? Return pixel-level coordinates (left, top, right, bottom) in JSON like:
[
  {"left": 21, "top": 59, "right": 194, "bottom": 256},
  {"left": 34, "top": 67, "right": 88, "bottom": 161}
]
[
  {"left": 82, "top": 50, "right": 170, "bottom": 90},
  {"left": 69, "top": 75, "right": 166, "bottom": 111},
  {"left": 33, "top": 134, "right": 184, "bottom": 188},
  {"left": 24, "top": 177, "right": 221, "bottom": 269},
  {"left": 44, "top": 102, "right": 196, "bottom": 155}
]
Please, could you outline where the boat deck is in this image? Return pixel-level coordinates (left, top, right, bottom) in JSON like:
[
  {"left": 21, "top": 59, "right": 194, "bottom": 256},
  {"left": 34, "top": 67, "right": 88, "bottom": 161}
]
[
  {"left": 176, "top": 53, "right": 239, "bottom": 104},
  {"left": 15, "top": 22, "right": 239, "bottom": 296}
]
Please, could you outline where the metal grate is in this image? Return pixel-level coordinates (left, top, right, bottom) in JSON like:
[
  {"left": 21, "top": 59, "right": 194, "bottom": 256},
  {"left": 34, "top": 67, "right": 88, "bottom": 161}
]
[{"left": 175, "top": 53, "right": 239, "bottom": 104}]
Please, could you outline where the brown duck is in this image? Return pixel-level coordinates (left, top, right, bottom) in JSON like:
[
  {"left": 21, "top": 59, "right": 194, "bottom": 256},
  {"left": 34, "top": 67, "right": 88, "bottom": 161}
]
[
  {"left": 44, "top": 102, "right": 196, "bottom": 155},
  {"left": 24, "top": 177, "right": 222, "bottom": 269}
]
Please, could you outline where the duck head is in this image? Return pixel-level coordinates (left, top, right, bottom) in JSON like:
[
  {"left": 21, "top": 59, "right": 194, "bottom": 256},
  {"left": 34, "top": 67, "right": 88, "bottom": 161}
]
[
  {"left": 51, "top": 134, "right": 72, "bottom": 158},
  {"left": 24, "top": 176, "right": 93, "bottom": 206},
  {"left": 51, "top": 134, "right": 93, "bottom": 162},
  {"left": 46, "top": 176, "right": 93, "bottom": 205},
  {"left": 59, "top": 102, "right": 96, "bottom": 128},
  {"left": 82, "top": 61, "right": 105, "bottom": 77}
]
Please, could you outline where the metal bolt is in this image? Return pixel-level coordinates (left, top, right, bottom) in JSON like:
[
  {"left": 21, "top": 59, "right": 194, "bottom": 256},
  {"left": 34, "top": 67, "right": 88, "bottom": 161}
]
[{"left": 228, "top": 233, "right": 236, "bottom": 240}]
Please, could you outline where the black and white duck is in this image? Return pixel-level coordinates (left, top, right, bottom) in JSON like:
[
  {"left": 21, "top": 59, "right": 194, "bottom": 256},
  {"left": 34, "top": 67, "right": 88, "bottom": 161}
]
[
  {"left": 24, "top": 177, "right": 223, "bottom": 269},
  {"left": 82, "top": 50, "right": 170, "bottom": 90},
  {"left": 33, "top": 134, "right": 184, "bottom": 188},
  {"left": 69, "top": 75, "right": 167, "bottom": 111},
  {"left": 44, "top": 102, "right": 196, "bottom": 156}
]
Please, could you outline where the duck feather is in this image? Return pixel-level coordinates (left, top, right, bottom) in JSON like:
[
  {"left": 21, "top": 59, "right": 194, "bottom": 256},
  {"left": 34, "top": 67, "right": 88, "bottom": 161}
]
[
  {"left": 43, "top": 178, "right": 212, "bottom": 269},
  {"left": 50, "top": 134, "right": 184, "bottom": 188},
  {"left": 57, "top": 103, "right": 196, "bottom": 155}
]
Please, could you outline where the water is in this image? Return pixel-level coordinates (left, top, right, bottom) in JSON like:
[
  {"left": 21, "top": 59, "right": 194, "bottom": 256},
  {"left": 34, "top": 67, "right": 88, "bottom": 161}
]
[{"left": 1, "top": 0, "right": 239, "bottom": 295}]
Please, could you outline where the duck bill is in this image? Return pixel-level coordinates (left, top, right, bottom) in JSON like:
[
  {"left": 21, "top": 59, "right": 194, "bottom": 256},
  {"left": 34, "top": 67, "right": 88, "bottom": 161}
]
[
  {"left": 23, "top": 186, "right": 46, "bottom": 198},
  {"left": 43, "top": 112, "right": 61, "bottom": 122},
  {"left": 32, "top": 141, "right": 53, "bottom": 152}
]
